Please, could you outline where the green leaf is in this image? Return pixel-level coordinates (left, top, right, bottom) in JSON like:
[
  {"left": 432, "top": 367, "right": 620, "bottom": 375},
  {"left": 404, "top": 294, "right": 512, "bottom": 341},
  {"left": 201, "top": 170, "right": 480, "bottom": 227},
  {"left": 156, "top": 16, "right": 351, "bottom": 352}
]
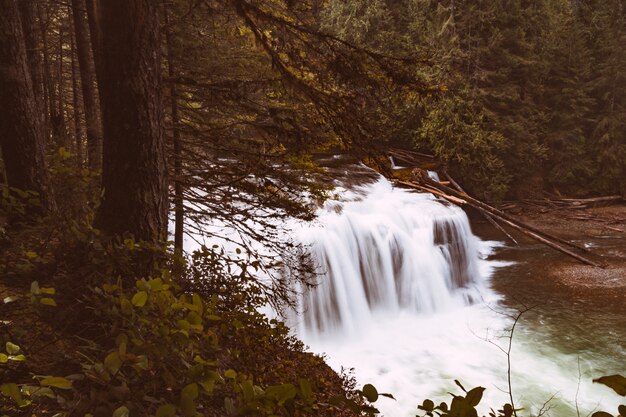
[
  {"left": 25, "top": 251, "right": 38, "bottom": 259},
  {"left": 25, "top": 386, "right": 55, "bottom": 399},
  {"left": 6, "top": 342, "right": 20, "bottom": 355},
  {"left": 131, "top": 291, "right": 148, "bottom": 307},
  {"left": 265, "top": 384, "right": 297, "bottom": 405},
  {"left": 181, "top": 383, "right": 199, "bottom": 400},
  {"left": 0, "top": 383, "right": 23, "bottom": 405},
  {"left": 192, "top": 293, "right": 203, "bottom": 311},
  {"left": 224, "top": 369, "right": 237, "bottom": 379},
  {"left": 156, "top": 404, "right": 176, "bottom": 417},
  {"left": 0, "top": 354, "right": 7, "bottom": 363},
  {"left": 242, "top": 380, "right": 254, "bottom": 402},
  {"left": 104, "top": 351, "right": 123, "bottom": 373},
  {"left": 30, "top": 281, "right": 40, "bottom": 295},
  {"left": 362, "top": 383, "right": 378, "bottom": 402},
  {"left": 40, "top": 298, "right": 57, "bottom": 306},
  {"left": 112, "top": 406, "right": 130, "bottom": 417},
  {"left": 8, "top": 354, "right": 26, "bottom": 361},
  {"left": 147, "top": 278, "right": 163, "bottom": 291},
  {"left": 466, "top": 387, "right": 485, "bottom": 406},
  {"left": 180, "top": 383, "right": 198, "bottom": 417},
  {"left": 594, "top": 375, "right": 626, "bottom": 396},
  {"left": 40, "top": 377, "right": 73, "bottom": 390},
  {"left": 299, "top": 379, "right": 313, "bottom": 400},
  {"left": 224, "top": 397, "right": 236, "bottom": 415},
  {"left": 40, "top": 287, "right": 55, "bottom": 295}
]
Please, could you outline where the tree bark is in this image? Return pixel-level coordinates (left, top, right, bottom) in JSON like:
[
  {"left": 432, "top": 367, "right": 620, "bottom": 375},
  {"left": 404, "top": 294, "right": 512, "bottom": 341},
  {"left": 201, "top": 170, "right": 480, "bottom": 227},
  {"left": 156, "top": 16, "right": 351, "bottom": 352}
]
[
  {"left": 18, "top": 0, "right": 45, "bottom": 119},
  {"left": 72, "top": 0, "right": 102, "bottom": 171},
  {"left": 84, "top": 0, "right": 104, "bottom": 97},
  {"left": 70, "top": 11, "right": 84, "bottom": 163},
  {"left": 0, "top": 0, "right": 54, "bottom": 210},
  {"left": 52, "top": 22, "right": 70, "bottom": 149},
  {"left": 164, "top": 8, "right": 184, "bottom": 254},
  {"left": 94, "top": 0, "right": 168, "bottom": 243}
]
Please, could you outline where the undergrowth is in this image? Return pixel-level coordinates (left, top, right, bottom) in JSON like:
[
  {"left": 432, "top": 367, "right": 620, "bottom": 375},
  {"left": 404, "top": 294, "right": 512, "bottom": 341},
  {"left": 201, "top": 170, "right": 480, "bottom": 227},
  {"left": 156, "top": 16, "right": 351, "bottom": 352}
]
[{"left": 1, "top": 154, "right": 624, "bottom": 417}]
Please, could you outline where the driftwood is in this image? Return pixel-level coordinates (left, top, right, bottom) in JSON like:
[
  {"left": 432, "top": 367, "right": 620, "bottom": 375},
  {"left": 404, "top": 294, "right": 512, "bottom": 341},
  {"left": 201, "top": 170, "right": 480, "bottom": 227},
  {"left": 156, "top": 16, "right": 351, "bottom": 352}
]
[
  {"left": 497, "top": 195, "right": 623, "bottom": 212},
  {"left": 414, "top": 172, "right": 591, "bottom": 253},
  {"left": 397, "top": 181, "right": 467, "bottom": 205},
  {"left": 443, "top": 171, "right": 519, "bottom": 246},
  {"left": 395, "top": 173, "right": 602, "bottom": 268}
]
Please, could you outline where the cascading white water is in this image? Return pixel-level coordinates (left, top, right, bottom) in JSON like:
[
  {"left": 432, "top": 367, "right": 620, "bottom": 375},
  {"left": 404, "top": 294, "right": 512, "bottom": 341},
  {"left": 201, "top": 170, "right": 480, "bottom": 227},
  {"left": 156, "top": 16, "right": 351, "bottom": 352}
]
[
  {"left": 293, "top": 177, "right": 487, "bottom": 339},
  {"left": 291, "top": 173, "right": 622, "bottom": 417}
]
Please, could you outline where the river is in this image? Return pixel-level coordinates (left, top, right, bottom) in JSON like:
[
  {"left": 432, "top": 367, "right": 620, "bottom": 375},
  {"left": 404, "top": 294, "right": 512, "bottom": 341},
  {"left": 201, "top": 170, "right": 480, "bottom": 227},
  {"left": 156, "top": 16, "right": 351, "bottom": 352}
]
[{"left": 289, "top": 164, "right": 624, "bottom": 417}]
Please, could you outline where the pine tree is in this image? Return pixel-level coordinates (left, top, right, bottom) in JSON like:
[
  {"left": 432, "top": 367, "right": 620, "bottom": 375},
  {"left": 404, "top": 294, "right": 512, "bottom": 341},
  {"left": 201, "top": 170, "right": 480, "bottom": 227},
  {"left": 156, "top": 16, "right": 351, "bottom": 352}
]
[{"left": 541, "top": 2, "right": 596, "bottom": 195}]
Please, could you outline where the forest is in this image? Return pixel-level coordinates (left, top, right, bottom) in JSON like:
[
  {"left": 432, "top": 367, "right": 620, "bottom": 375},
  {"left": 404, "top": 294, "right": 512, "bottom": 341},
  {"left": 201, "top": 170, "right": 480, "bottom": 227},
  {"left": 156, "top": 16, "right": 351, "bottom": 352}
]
[{"left": 1, "top": 0, "right": 625, "bottom": 416}]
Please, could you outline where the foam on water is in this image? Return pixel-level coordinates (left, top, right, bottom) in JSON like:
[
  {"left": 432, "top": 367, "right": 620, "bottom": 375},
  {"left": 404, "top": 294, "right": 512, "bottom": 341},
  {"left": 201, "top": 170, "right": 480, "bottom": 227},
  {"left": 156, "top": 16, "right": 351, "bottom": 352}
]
[{"left": 290, "top": 176, "right": 621, "bottom": 417}]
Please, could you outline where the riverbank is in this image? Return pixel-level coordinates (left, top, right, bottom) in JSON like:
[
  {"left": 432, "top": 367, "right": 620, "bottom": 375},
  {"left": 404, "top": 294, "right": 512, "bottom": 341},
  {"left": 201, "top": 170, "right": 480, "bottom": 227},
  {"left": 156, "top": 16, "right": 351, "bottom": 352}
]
[{"left": 473, "top": 202, "right": 626, "bottom": 302}]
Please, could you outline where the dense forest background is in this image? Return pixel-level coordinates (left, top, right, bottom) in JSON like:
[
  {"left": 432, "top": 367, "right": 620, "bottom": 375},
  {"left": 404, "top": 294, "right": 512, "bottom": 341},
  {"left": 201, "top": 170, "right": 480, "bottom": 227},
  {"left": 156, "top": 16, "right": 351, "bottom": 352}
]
[
  {"left": 0, "top": 0, "right": 625, "bottom": 416},
  {"left": 321, "top": 0, "right": 626, "bottom": 200}
]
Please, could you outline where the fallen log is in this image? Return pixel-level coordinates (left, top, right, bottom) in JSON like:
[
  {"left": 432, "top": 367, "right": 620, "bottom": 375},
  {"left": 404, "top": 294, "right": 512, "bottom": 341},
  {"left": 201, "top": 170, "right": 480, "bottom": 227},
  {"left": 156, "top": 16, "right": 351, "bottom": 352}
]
[
  {"left": 397, "top": 181, "right": 467, "bottom": 205},
  {"left": 396, "top": 179, "right": 602, "bottom": 268},
  {"left": 413, "top": 172, "right": 591, "bottom": 254},
  {"left": 443, "top": 171, "right": 519, "bottom": 246},
  {"left": 479, "top": 210, "right": 602, "bottom": 268}
]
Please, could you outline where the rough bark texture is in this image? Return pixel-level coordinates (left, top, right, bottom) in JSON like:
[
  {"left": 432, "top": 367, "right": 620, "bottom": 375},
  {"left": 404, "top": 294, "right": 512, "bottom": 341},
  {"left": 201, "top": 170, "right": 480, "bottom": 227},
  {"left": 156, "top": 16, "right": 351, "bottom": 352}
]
[
  {"left": 94, "top": 0, "right": 168, "bottom": 242},
  {"left": 72, "top": 0, "right": 102, "bottom": 171},
  {"left": 0, "top": 0, "right": 53, "bottom": 210}
]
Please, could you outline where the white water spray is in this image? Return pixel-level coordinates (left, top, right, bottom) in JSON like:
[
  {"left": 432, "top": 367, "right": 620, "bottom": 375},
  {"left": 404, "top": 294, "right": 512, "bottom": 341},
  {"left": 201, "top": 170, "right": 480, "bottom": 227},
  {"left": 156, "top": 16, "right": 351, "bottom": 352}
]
[
  {"left": 290, "top": 175, "right": 621, "bottom": 417},
  {"left": 292, "top": 177, "right": 488, "bottom": 339}
]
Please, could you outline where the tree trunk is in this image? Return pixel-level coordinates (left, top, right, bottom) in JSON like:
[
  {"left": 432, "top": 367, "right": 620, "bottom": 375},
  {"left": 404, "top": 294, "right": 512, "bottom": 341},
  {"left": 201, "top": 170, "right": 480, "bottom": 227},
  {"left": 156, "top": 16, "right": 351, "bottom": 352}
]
[
  {"left": 70, "top": 11, "right": 84, "bottom": 164},
  {"left": 72, "top": 0, "right": 102, "bottom": 171},
  {"left": 165, "top": 8, "right": 184, "bottom": 254},
  {"left": 84, "top": 0, "right": 104, "bottom": 97},
  {"left": 38, "top": 3, "right": 51, "bottom": 138},
  {"left": 18, "top": 0, "right": 45, "bottom": 120},
  {"left": 52, "top": 23, "right": 70, "bottom": 149},
  {"left": 94, "top": 0, "right": 168, "bottom": 243},
  {"left": 0, "top": 0, "right": 54, "bottom": 211}
]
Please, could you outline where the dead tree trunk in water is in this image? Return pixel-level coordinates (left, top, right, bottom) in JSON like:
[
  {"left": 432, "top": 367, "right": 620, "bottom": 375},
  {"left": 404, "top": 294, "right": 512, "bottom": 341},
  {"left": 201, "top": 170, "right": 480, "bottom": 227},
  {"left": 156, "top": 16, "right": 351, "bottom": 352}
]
[
  {"left": 95, "top": 0, "right": 168, "bottom": 242},
  {"left": 0, "top": 0, "right": 54, "bottom": 210},
  {"left": 72, "top": 0, "right": 102, "bottom": 171}
]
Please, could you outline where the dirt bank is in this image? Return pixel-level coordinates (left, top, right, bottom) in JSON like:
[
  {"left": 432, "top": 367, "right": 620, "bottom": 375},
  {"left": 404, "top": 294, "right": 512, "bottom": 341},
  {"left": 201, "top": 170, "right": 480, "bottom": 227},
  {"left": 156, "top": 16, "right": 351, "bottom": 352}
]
[{"left": 474, "top": 203, "right": 626, "bottom": 292}]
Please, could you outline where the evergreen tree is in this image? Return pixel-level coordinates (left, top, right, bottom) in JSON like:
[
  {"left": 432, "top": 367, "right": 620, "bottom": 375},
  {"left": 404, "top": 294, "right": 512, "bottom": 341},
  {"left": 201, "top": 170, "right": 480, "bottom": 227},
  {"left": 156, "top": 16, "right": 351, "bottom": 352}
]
[
  {"left": 538, "top": 2, "right": 596, "bottom": 195},
  {"left": 587, "top": 0, "right": 626, "bottom": 194}
]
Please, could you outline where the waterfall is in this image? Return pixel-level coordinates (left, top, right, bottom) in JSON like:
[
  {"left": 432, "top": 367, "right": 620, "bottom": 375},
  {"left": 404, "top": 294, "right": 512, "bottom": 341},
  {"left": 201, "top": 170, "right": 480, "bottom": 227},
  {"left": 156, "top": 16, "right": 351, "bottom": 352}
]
[{"left": 293, "top": 175, "right": 486, "bottom": 339}]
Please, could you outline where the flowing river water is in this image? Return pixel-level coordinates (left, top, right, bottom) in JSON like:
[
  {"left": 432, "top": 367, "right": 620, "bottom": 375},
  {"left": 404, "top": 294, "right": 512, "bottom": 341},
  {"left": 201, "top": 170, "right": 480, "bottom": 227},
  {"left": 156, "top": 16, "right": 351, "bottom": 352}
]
[{"left": 287, "top": 163, "right": 624, "bottom": 417}]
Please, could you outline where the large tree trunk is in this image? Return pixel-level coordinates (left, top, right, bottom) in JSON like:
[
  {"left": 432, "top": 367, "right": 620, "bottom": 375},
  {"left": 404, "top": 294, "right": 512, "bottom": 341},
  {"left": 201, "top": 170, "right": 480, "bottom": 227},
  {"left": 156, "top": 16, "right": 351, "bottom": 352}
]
[
  {"left": 0, "top": 0, "right": 54, "bottom": 210},
  {"left": 94, "top": 0, "right": 168, "bottom": 243},
  {"left": 72, "top": 0, "right": 102, "bottom": 171}
]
